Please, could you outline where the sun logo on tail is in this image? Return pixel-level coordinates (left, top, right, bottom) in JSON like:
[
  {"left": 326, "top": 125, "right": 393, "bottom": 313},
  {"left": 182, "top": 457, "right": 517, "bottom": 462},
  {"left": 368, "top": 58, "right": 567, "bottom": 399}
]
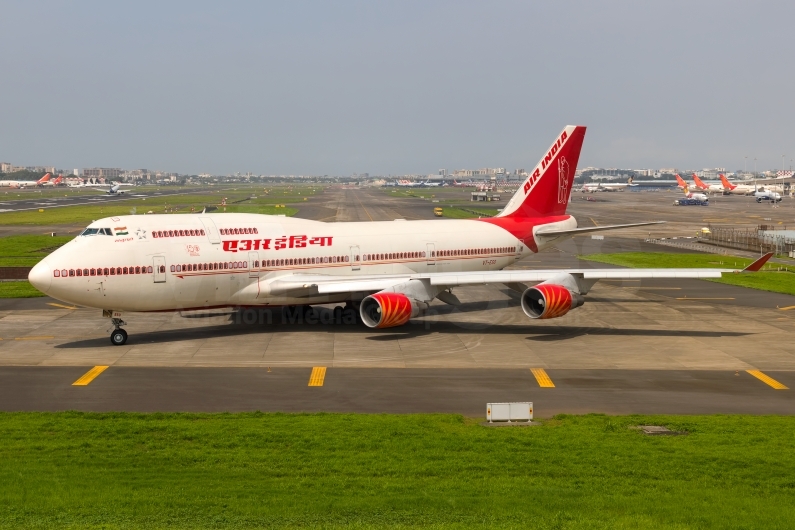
[{"left": 558, "top": 156, "right": 570, "bottom": 204}]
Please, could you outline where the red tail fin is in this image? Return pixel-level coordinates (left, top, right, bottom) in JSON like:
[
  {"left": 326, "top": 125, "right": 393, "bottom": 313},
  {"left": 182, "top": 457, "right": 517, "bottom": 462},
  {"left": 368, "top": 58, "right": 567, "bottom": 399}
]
[
  {"left": 719, "top": 174, "right": 736, "bottom": 190},
  {"left": 37, "top": 173, "right": 51, "bottom": 184},
  {"left": 692, "top": 174, "right": 708, "bottom": 190},
  {"left": 675, "top": 174, "right": 687, "bottom": 188},
  {"left": 498, "top": 125, "right": 586, "bottom": 218}
]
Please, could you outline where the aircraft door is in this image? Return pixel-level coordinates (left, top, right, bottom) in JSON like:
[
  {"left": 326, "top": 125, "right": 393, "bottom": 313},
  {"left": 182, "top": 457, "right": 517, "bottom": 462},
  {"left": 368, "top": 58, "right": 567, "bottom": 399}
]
[
  {"left": 153, "top": 256, "right": 166, "bottom": 283},
  {"left": 248, "top": 251, "right": 259, "bottom": 278},
  {"left": 199, "top": 217, "right": 221, "bottom": 244},
  {"left": 426, "top": 243, "right": 436, "bottom": 266},
  {"left": 350, "top": 246, "right": 360, "bottom": 271}
]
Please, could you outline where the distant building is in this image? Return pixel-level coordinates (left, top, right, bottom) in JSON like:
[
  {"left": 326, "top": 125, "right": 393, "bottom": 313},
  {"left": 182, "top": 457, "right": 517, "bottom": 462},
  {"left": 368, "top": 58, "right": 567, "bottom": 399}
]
[
  {"left": 452, "top": 168, "right": 505, "bottom": 177},
  {"left": 0, "top": 162, "right": 11, "bottom": 173},
  {"left": 695, "top": 168, "right": 727, "bottom": 180},
  {"left": 438, "top": 169, "right": 447, "bottom": 176},
  {"left": 26, "top": 166, "right": 55, "bottom": 173},
  {"left": 83, "top": 168, "right": 122, "bottom": 179}
]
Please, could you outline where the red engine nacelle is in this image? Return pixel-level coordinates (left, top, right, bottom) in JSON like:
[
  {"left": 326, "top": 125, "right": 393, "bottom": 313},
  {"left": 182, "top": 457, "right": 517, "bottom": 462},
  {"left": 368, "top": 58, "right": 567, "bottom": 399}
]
[
  {"left": 360, "top": 292, "right": 420, "bottom": 328},
  {"left": 521, "top": 283, "right": 584, "bottom": 319}
]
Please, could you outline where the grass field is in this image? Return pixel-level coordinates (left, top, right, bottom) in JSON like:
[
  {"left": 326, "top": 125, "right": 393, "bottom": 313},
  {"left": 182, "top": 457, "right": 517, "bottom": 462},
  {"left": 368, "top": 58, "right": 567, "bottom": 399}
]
[
  {"left": 0, "top": 234, "right": 73, "bottom": 266},
  {"left": 582, "top": 252, "right": 795, "bottom": 296},
  {"left": 441, "top": 207, "right": 501, "bottom": 218},
  {"left": 0, "top": 281, "right": 45, "bottom": 298},
  {"left": 0, "top": 412, "right": 793, "bottom": 529},
  {"left": 0, "top": 186, "right": 314, "bottom": 225}
]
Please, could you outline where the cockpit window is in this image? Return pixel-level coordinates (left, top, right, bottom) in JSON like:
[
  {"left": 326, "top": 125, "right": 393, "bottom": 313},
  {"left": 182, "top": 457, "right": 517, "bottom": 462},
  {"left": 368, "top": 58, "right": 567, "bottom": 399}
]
[{"left": 80, "top": 228, "right": 112, "bottom": 236}]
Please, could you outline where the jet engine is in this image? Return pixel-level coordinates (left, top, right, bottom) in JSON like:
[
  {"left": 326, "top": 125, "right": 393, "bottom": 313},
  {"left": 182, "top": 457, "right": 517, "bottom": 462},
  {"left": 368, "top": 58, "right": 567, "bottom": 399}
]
[
  {"left": 521, "top": 283, "right": 584, "bottom": 319},
  {"left": 360, "top": 292, "right": 422, "bottom": 328}
]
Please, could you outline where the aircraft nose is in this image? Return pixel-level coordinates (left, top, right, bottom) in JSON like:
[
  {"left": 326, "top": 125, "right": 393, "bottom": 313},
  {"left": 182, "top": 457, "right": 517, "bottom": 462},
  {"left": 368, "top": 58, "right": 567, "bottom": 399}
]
[{"left": 28, "top": 259, "right": 52, "bottom": 294}]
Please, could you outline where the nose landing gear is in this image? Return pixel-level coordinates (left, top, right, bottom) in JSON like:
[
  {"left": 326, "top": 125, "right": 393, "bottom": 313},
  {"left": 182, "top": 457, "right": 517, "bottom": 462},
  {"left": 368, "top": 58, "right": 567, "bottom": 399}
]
[{"left": 109, "top": 317, "right": 128, "bottom": 346}]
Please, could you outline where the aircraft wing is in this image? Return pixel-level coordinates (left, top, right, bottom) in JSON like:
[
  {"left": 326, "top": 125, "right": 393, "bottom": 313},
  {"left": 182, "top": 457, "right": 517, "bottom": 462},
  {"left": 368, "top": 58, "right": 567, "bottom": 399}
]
[
  {"left": 534, "top": 221, "right": 664, "bottom": 238},
  {"left": 261, "top": 253, "right": 772, "bottom": 297}
]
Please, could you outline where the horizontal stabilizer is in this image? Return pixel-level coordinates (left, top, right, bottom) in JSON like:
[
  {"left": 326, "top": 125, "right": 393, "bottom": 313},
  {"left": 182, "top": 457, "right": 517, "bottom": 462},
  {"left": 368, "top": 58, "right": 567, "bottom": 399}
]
[{"left": 535, "top": 221, "right": 664, "bottom": 238}]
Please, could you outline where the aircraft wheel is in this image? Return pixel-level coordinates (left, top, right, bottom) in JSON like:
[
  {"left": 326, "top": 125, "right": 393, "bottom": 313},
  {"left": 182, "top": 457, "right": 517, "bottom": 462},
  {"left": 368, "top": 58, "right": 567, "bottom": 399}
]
[{"left": 110, "top": 328, "right": 128, "bottom": 346}]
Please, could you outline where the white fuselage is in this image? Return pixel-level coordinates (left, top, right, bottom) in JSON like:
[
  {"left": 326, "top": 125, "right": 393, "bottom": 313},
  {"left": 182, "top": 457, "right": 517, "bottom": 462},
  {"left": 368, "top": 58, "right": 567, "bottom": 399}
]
[
  {"left": 695, "top": 182, "right": 723, "bottom": 192},
  {"left": 31, "top": 213, "right": 576, "bottom": 312},
  {"left": 685, "top": 191, "right": 708, "bottom": 202},
  {"left": 0, "top": 180, "right": 30, "bottom": 188}
]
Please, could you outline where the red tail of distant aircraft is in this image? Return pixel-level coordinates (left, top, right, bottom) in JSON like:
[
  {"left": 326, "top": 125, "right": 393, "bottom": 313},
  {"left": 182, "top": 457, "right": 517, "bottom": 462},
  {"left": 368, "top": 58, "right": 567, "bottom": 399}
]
[
  {"left": 719, "top": 174, "right": 736, "bottom": 190},
  {"left": 35, "top": 173, "right": 51, "bottom": 186},
  {"left": 692, "top": 174, "right": 709, "bottom": 190},
  {"left": 675, "top": 174, "right": 688, "bottom": 192}
]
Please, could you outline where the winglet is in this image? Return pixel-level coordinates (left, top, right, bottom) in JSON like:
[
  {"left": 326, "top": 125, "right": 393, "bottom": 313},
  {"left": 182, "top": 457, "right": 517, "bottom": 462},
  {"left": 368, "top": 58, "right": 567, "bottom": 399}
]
[{"left": 743, "top": 252, "right": 774, "bottom": 272}]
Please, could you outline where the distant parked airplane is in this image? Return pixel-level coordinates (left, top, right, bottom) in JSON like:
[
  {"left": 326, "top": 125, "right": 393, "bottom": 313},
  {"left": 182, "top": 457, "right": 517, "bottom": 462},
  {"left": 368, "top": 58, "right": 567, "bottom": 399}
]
[{"left": 0, "top": 173, "right": 51, "bottom": 188}]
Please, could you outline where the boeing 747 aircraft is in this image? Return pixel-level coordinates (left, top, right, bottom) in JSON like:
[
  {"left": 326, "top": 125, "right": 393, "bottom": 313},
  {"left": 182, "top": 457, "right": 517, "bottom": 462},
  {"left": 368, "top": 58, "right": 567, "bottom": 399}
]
[{"left": 28, "top": 126, "right": 772, "bottom": 345}]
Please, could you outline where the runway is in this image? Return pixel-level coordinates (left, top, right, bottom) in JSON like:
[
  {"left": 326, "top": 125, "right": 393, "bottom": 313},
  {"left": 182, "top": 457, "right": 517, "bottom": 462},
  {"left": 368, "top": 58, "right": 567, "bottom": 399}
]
[
  {"left": 0, "top": 186, "right": 793, "bottom": 415},
  {"left": 0, "top": 186, "right": 206, "bottom": 213}
]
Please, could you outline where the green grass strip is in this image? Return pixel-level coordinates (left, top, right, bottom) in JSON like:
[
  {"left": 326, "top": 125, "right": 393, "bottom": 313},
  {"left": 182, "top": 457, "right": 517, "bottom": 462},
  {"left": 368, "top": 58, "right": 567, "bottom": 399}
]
[
  {"left": 441, "top": 207, "right": 500, "bottom": 219},
  {"left": 583, "top": 252, "right": 795, "bottom": 296},
  {"left": 0, "top": 281, "right": 46, "bottom": 298},
  {"left": 0, "top": 412, "right": 794, "bottom": 528},
  {"left": 0, "top": 235, "right": 74, "bottom": 267},
  {"left": 0, "top": 187, "right": 312, "bottom": 225}
]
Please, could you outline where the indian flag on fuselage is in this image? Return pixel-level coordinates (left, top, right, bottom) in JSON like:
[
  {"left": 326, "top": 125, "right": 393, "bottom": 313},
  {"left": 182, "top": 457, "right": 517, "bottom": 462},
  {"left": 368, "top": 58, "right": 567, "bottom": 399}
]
[{"left": 114, "top": 227, "right": 128, "bottom": 235}]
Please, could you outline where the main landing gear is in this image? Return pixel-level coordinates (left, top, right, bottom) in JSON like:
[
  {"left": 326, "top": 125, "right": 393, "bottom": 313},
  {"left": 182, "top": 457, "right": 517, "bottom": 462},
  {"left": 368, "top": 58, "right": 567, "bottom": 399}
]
[{"left": 110, "top": 317, "right": 128, "bottom": 346}]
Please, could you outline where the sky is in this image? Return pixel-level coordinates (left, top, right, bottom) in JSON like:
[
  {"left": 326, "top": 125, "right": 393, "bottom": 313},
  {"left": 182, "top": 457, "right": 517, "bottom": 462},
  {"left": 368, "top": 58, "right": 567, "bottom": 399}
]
[{"left": 2, "top": 1, "right": 794, "bottom": 175}]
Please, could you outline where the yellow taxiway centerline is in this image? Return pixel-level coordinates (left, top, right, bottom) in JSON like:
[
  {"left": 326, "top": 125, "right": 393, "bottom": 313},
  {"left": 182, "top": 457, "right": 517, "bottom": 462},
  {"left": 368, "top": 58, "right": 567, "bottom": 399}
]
[
  {"left": 14, "top": 336, "right": 55, "bottom": 340},
  {"left": 531, "top": 368, "right": 555, "bottom": 388},
  {"left": 308, "top": 367, "right": 327, "bottom": 387},
  {"left": 72, "top": 366, "right": 109, "bottom": 386},
  {"left": 746, "top": 370, "right": 789, "bottom": 390},
  {"left": 778, "top": 305, "right": 795, "bottom": 311},
  {"left": 47, "top": 303, "right": 77, "bottom": 310}
]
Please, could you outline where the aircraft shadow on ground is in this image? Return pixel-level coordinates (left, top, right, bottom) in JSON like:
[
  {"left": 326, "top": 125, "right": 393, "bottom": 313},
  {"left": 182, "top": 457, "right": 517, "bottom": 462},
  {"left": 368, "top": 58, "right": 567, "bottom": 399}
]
[{"left": 54, "top": 316, "right": 753, "bottom": 348}]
